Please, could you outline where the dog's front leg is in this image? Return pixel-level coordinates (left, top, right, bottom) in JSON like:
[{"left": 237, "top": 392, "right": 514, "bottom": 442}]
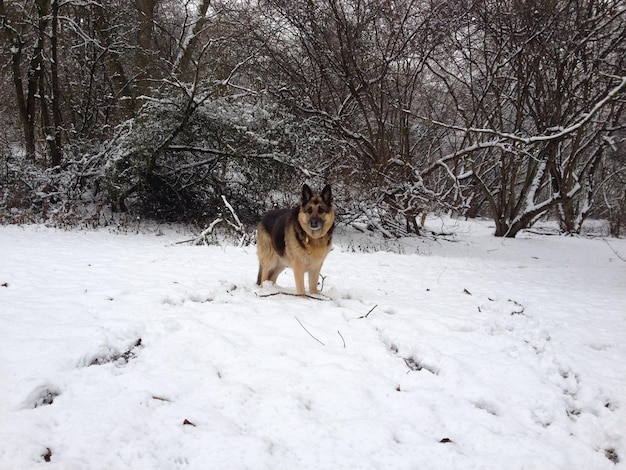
[
  {"left": 292, "top": 261, "right": 306, "bottom": 296},
  {"left": 308, "top": 267, "right": 321, "bottom": 294}
]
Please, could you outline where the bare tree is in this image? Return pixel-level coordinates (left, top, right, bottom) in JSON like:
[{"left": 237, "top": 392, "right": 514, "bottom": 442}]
[
  {"left": 254, "top": 0, "right": 446, "bottom": 233},
  {"left": 423, "top": 0, "right": 626, "bottom": 236}
]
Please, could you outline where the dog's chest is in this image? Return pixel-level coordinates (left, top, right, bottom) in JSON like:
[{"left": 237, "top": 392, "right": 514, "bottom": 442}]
[{"left": 287, "top": 234, "right": 331, "bottom": 266}]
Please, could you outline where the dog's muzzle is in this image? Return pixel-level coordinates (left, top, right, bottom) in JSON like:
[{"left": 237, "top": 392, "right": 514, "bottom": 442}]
[{"left": 308, "top": 218, "right": 323, "bottom": 231}]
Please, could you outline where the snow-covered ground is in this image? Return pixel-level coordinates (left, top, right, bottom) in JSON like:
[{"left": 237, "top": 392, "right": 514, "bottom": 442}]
[{"left": 1, "top": 218, "right": 625, "bottom": 469}]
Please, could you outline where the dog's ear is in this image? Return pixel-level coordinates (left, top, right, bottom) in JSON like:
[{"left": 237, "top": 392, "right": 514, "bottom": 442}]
[
  {"left": 321, "top": 184, "right": 332, "bottom": 204},
  {"left": 301, "top": 184, "right": 313, "bottom": 205}
]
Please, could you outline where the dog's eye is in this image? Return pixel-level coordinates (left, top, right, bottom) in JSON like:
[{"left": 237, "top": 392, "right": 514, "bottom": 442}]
[
  {"left": 318, "top": 207, "right": 325, "bottom": 214},
  {"left": 306, "top": 207, "right": 313, "bottom": 214}
]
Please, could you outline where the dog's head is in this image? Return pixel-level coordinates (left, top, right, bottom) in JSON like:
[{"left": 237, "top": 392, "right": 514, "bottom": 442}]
[{"left": 299, "top": 184, "right": 335, "bottom": 238}]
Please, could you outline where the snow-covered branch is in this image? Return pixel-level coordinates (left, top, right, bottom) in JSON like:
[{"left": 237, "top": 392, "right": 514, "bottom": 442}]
[{"left": 418, "top": 76, "right": 626, "bottom": 146}]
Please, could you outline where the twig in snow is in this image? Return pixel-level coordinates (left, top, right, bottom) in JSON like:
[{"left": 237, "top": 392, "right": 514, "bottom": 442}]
[
  {"left": 509, "top": 299, "right": 525, "bottom": 315},
  {"left": 174, "top": 238, "right": 195, "bottom": 245},
  {"left": 603, "top": 239, "right": 626, "bottom": 262},
  {"left": 337, "top": 330, "right": 346, "bottom": 348},
  {"left": 358, "top": 304, "right": 378, "bottom": 319},
  {"left": 256, "top": 291, "right": 281, "bottom": 298},
  {"left": 318, "top": 274, "right": 326, "bottom": 292},
  {"left": 295, "top": 317, "right": 325, "bottom": 346},
  {"left": 256, "top": 291, "right": 329, "bottom": 301}
]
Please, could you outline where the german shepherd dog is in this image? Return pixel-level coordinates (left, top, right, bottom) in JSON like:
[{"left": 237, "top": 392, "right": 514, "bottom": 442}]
[{"left": 256, "top": 184, "right": 335, "bottom": 296}]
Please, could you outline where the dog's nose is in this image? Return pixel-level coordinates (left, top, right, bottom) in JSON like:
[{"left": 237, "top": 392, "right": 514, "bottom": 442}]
[{"left": 309, "top": 218, "right": 322, "bottom": 230}]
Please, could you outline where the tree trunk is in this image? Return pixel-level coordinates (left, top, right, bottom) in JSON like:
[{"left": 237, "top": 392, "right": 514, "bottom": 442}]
[
  {"left": 22, "top": 0, "right": 51, "bottom": 162},
  {"left": 175, "top": 0, "right": 211, "bottom": 80},
  {"left": 31, "top": 0, "right": 63, "bottom": 166},
  {"left": 93, "top": 8, "right": 136, "bottom": 118},
  {"left": 0, "top": 0, "right": 36, "bottom": 158},
  {"left": 135, "top": 0, "right": 157, "bottom": 104},
  {"left": 49, "top": 0, "right": 63, "bottom": 166},
  {"left": 11, "top": 46, "right": 36, "bottom": 159}
]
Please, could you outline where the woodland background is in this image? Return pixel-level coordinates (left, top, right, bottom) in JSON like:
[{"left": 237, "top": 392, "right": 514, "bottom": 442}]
[{"left": 1, "top": 0, "right": 625, "bottom": 237}]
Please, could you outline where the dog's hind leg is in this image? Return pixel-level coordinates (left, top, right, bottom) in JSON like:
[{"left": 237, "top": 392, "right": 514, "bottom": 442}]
[
  {"left": 256, "top": 265, "right": 263, "bottom": 285},
  {"left": 268, "top": 265, "right": 285, "bottom": 283},
  {"left": 258, "top": 261, "right": 285, "bottom": 286}
]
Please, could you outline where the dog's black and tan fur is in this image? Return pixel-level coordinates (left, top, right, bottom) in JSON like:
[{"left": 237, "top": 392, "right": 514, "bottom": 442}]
[{"left": 256, "top": 184, "right": 334, "bottom": 296}]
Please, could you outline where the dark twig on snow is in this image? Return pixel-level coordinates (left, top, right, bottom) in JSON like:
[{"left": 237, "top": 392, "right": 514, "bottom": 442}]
[
  {"left": 318, "top": 274, "right": 326, "bottom": 292},
  {"left": 337, "top": 330, "right": 346, "bottom": 348},
  {"left": 358, "top": 304, "right": 378, "bottom": 319},
  {"left": 174, "top": 238, "right": 196, "bottom": 245},
  {"left": 604, "top": 239, "right": 626, "bottom": 262},
  {"left": 295, "top": 316, "right": 325, "bottom": 346},
  {"left": 509, "top": 299, "right": 525, "bottom": 315},
  {"left": 256, "top": 291, "right": 330, "bottom": 301}
]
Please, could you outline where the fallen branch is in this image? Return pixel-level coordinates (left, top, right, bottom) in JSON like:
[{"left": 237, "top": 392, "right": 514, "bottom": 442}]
[
  {"left": 178, "top": 195, "right": 249, "bottom": 246},
  {"left": 256, "top": 291, "right": 330, "bottom": 301},
  {"left": 220, "top": 195, "right": 249, "bottom": 247}
]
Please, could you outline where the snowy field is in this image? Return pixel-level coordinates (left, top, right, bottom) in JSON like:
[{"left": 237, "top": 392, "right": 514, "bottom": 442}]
[{"left": 1, "top": 218, "right": 625, "bottom": 470}]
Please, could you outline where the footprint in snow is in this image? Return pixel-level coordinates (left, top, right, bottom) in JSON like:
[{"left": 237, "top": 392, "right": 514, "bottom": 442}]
[
  {"left": 86, "top": 338, "right": 143, "bottom": 367},
  {"left": 24, "top": 384, "right": 61, "bottom": 409}
]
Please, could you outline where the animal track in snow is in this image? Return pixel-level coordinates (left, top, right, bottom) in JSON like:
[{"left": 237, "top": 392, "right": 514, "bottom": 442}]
[
  {"left": 87, "top": 338, "right": 143, "bottom": 367},
  {"left": 477, "top": 297, "right": 525, "bottom": 316},
  {"left": 471, "top": 399, "right": 500, "bottom": 417},
  {"left": 402, "top": 356, "right": 439, "bottom": 375},
  {"left": 376, "top": 329, "right": 439, "bottom": 375},
  {"left": 24, "top": 384, "right": 61, "bottom": 409}
]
